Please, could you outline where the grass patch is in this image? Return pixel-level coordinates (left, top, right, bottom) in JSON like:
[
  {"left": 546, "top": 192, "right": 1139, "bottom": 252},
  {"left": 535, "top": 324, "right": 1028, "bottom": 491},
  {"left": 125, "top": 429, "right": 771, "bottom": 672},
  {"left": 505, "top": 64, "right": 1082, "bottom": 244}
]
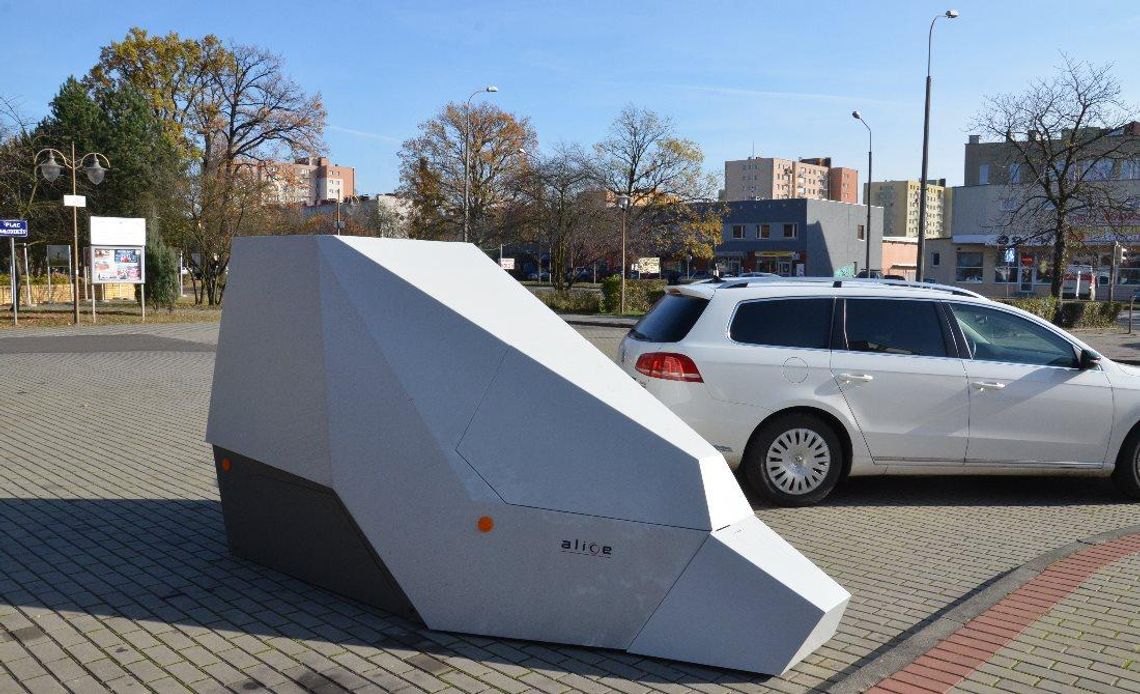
[{"left": 0, "top": 302, "right": 222, "bottom": 329}]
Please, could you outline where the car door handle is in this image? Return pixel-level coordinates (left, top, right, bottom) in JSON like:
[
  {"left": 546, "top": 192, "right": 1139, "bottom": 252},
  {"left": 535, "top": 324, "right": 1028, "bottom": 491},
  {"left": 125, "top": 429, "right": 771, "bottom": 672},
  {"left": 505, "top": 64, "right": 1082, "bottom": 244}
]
[
  {"left": 836, "top": 373, "right": 874, "bottom": 383},
  {"left": 971, "top": 381, "right": 1006, "bottom": 391}
]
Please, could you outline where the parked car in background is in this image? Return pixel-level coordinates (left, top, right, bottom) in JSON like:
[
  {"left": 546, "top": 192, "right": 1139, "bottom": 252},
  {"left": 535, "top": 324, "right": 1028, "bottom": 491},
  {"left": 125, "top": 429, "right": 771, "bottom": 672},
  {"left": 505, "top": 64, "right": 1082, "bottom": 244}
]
[
  {"left": 1062, "top": 265, "right": 1096, "bottom": 300},
  {"left": 619, "top": 277, "right": 1140, "bottom": 506}
]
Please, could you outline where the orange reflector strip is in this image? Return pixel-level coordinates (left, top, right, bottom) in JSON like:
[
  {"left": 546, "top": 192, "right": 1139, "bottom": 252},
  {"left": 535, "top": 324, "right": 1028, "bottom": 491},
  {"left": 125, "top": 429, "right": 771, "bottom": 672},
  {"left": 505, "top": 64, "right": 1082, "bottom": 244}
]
[
  {"left": 221, "top": 458, "right": 231, "bottom": 472},
  {"left": 477, "top": 516, "right": 494, "bottom": 533}
]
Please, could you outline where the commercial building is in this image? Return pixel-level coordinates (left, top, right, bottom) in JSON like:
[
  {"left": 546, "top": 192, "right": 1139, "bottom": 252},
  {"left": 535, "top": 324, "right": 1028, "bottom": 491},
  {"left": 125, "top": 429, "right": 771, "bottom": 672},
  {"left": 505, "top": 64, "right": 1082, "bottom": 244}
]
[
  {"left": 923, "top": 125, "right": 1140, "bottom": 297},
  {"left": 258, "top": 156, "right": 356, "bottom": 206},
  {"left": 866, "top": 180, "right": 953, "bottom": 239},
  {"left": 724, "top": 156, "right": 858, "bottom": 204},
  {"left": 706, "top": 199, "right": 882, "bottom": 277}
]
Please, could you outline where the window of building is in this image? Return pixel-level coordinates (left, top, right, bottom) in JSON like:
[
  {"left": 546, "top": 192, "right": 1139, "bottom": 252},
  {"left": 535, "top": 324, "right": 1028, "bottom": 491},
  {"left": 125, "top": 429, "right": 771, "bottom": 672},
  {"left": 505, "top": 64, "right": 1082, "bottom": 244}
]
[
  {"left": 857, "top": 224, "right": 865, "bottom": 241},
  {"left": 956, "top": 251, "right": 984, "bottom": 283},
  {"left": 1121, "top": 160, "right": 1140, "bottom": 180},
  {"left": 931, "top": 252, "right": 940, "bottom": 267},
  {"left": 783, "top": 223, "right": 797, "bottom": 239},
  {"left": 978, "top": 163, "right": 990, "bottom": 185},
  {"left": 1008, "top": 163, "right": 1021, "bottom": 183},
  {"left": 841, "top": 299, "right": 949, "bottom": 358},
  {"left": 758, "top": 224, "right": 770, "bottom": 239},
  {"left": 731, "top": 224, "right": 745, "bottom": 239},
  {"left": 730, "top": 298, "right": 833, "bottom": 349}
]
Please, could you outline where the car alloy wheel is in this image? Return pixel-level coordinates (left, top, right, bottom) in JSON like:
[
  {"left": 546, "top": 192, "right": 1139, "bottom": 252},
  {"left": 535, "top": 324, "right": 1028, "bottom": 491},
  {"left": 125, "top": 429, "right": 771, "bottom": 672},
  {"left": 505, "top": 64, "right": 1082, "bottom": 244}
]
[{"left": 765, "top": 428, "right": 831, "bottom": 495}]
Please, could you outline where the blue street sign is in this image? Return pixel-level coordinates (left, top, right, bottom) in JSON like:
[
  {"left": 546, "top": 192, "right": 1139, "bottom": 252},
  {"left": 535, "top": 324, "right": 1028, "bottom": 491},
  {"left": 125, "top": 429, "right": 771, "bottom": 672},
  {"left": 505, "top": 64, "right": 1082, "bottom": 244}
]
[{"left": 1, "top": 220, "right": 28, "bottom": 237}]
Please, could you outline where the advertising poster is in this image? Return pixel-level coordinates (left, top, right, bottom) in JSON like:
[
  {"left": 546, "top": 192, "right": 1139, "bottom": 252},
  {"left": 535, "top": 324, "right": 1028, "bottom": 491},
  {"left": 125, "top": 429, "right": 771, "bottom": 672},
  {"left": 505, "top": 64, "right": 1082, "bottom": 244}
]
[{"left": 91, "top": 247, "right": 144, "bottom": 284}]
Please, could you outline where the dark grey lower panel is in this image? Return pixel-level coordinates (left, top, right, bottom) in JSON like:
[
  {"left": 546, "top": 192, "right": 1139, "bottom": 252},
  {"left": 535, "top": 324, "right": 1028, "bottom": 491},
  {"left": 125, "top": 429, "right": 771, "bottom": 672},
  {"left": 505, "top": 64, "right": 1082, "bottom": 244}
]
[{"left": 212, "top": 447, "right": 419, "bottom": 620}]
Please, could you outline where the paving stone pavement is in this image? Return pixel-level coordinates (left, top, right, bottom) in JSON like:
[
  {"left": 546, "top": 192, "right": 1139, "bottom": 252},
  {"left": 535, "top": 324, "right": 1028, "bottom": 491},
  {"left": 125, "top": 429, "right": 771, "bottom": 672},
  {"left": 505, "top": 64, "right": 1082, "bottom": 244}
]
[{"left": 3, "top": 322, "right": 1140, "bottom": 694}]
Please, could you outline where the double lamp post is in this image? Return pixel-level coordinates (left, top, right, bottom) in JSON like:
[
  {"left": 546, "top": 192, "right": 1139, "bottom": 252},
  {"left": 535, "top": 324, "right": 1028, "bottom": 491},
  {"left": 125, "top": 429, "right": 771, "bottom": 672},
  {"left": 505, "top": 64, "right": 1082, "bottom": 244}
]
[{"left": 33, "top": 144, "right": 110, "bottom": 325}]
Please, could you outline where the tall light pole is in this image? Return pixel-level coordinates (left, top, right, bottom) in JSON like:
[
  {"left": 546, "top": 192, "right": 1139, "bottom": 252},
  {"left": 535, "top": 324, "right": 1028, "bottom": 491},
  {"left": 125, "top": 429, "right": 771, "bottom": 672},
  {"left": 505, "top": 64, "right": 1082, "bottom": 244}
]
[
  {"left": 916, "top": 9, "right": 959, "bottom": 282},
  {"left": 618, "top": 194, "right": 630, "bottom": 314},
  {"left": 462, "top": 85, "right": 498, "bottom": 244},
  {"left": 852, "top": 111, "right": 873, "bottom": 277},
  {"left": 34, "top": 144, "right": 110, "bottom": 325}
]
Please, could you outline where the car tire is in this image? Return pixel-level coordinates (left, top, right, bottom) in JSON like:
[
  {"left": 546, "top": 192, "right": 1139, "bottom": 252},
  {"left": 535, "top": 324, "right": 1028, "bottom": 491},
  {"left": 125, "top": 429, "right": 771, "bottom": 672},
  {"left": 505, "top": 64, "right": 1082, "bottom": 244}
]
[
  {"left": 1112, "top": 429, "right": 1140, "bottom": 500},
  {"left": 743, "top": 413, "right": 844, "bottom": 507}
]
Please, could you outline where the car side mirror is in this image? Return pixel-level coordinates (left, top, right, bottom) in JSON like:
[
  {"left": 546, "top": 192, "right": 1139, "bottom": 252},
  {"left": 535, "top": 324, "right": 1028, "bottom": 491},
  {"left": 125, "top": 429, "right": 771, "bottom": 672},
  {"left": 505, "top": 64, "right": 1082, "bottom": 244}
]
[{"left": 1079, "top": 349, "right": 1102, "bottom": 370}]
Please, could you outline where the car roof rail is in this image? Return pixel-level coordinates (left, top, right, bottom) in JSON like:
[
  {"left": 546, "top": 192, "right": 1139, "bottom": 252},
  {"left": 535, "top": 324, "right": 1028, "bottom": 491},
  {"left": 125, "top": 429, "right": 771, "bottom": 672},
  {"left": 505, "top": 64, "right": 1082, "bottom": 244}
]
[
  {"left": 835, "top": 278, "right": 985, "bottom": 298},
  {"left": 715, "top": 276, "right": 985, "bottom": 298}
]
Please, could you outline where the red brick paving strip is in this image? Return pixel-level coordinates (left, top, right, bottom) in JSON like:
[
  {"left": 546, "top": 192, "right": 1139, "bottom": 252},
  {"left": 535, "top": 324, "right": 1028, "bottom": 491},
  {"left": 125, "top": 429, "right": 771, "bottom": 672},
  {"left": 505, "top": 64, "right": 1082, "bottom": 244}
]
[{"left": 867, "top": 532, "right": 1140, "bottom": 694}]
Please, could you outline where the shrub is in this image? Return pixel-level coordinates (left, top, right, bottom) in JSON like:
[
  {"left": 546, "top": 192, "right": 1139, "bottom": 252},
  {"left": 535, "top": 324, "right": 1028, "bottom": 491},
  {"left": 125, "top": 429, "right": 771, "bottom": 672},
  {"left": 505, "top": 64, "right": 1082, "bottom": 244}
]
[
  {"left": 1057, "top": 301, "right": 1122, "bottom": 329},
  {"left": 600, "top": 276, "right": 667, "bottom": 314},
  {"left": 996, "top": 296, "right": 1056, "bottom": 322},
  {"left": 997, "top": 297, "right": 1121, "bottom": 329},
  {"left": 537, "top": 289, "right": 601, "bottom": 314},
  {"left": 136, "top": 238, "right": 180, "bottom": 310}
]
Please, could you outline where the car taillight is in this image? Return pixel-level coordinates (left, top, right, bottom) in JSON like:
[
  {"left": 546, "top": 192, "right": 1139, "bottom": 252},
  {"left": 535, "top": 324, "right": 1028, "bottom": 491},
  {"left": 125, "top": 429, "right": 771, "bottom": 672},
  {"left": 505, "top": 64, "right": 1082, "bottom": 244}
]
[{"left": 635, "top": 352, "right": 703, "bottom": 383}]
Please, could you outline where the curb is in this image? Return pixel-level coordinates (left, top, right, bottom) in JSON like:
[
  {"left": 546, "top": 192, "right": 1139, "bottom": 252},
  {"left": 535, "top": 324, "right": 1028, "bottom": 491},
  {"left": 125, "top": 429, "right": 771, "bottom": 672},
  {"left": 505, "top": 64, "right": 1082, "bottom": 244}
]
[{"left": 826, "top": 523, "right": 1140, "bottom": 693}]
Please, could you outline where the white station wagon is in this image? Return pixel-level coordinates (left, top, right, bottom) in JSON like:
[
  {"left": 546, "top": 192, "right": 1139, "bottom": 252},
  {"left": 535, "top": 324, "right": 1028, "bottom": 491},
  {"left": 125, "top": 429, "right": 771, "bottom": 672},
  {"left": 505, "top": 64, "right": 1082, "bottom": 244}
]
[{"left": 618, "top": 278, "right": 1140, "bottom": 506}]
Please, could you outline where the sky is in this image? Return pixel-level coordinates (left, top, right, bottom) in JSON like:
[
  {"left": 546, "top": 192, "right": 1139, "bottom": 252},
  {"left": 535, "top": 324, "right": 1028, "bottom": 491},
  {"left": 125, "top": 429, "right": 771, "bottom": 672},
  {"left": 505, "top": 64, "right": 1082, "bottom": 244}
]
[{"left": 4, "top": 0, "right": 1140, "bottom": 197}]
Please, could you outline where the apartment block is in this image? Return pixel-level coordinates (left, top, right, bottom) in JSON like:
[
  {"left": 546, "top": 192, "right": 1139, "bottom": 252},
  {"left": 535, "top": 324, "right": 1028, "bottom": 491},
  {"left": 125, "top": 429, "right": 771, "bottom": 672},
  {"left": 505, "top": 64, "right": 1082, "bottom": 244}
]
[
  {"left": 865, "top": 179, "right": 951, "bottom": 238},
  {"left": 259, "top": 156, "right": 356, "bottom": 206},
  {"left": 724, "top": 156, "right": 858, "bottom": 204}
]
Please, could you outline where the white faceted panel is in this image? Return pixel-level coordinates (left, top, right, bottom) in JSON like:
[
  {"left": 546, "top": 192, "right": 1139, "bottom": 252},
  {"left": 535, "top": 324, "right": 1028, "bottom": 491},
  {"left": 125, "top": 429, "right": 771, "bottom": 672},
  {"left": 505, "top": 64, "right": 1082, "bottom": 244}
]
[
  {"left": 207, "top": 237, "right": 332, "bottom": 486},
  {"left": 627, "top": 516, "right": 850, "bottom": 674}
]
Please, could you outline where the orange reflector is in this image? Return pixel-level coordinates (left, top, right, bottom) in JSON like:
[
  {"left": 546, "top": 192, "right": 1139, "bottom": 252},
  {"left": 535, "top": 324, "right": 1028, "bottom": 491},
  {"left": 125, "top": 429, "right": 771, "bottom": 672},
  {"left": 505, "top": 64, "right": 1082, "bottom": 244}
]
[
  {"left": 221, "top": 458, "right": 231, "bottom": 472},
  {"left": 477, "top": 516, "right": 494, "bottom": 533}
]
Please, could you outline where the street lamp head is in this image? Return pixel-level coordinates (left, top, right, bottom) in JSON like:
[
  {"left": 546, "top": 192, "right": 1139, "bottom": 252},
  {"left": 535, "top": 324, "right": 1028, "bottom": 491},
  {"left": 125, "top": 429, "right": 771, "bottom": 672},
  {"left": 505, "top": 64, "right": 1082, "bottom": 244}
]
[
  {"left": 617, "top": 194, "right": 630, "bottom": 210},
  {"left": 945, "top": 9, "right": 959, "bottom": 18},
  {"left": 84, "top": 158, "right": 107, "bottom": 186},
  {"left": 851, "top": 110, "right": 862, "bottom": 120},
  {"left": 486, "top": 85, "right": 499, "bottom": 93},
  {"left": 38, "top": 153, "right": 62, "bottom": 183}
]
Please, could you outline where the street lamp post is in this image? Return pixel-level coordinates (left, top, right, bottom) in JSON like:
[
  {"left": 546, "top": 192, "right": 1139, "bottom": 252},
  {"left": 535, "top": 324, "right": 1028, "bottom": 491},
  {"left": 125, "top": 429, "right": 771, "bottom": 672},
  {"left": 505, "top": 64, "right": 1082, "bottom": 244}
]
[
  {"left": 462, "top": 85, "right": 498, "bottom": 244},
  {"left": 916, "top": 9, "right": 959, "bottom": 282},
  {"left": 34, "top": 143, "right": 110, "bottom": 325},
  {"left": 618, "top": 194, "right": 630, "bottom": 314},
  {"left": 852, "top": 111, "right": 873, "bottom": 277}
]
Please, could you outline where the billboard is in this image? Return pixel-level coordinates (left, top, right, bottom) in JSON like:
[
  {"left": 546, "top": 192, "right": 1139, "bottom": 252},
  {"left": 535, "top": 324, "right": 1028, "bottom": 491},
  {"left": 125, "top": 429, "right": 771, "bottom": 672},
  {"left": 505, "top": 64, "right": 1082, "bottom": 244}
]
[
  {"left": 47, "top": 245, "right": 71, "bottom": 268},
  {"left": 635, "top": 257, "right": 660, "bottom": 274},
  {"left": 91, "top": 247, "right": 144, "bottom": 284}
]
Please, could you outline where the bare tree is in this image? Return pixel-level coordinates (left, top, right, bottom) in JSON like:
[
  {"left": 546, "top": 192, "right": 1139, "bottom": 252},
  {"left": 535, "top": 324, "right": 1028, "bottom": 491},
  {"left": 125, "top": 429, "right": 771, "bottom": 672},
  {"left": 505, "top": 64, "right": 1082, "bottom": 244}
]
[
  {"left": 592, "top": 105, "right": 721, "bottom": 265},
  {"left": 89, "top": 32, "right": 326, "bottom": 305},
  {"left": 511, "top": 144, "right": 610, "bottom": 289},
  {"left": 398, "top": 102, "right": 536, "bottom": 245},
  {"left": 972, "top": 56, "right": 1138, "bottom": 307}
]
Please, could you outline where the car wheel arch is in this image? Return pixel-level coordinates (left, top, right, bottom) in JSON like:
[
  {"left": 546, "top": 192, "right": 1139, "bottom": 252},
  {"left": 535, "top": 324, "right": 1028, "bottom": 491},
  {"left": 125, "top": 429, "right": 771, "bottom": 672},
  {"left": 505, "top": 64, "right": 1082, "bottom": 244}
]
[
  {"left": 1113, "top": 418, "right": 1140, "bottom": 471},
  {"left": 742, "top": 406, "right": 854, "bottom": 481}
]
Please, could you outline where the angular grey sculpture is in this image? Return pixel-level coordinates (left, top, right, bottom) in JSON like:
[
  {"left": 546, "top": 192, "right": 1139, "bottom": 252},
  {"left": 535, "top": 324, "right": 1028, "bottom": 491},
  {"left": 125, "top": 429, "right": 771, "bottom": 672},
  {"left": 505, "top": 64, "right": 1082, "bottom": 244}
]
[{"left": 206, "top": 236, "right": 849, "bottom": 674}]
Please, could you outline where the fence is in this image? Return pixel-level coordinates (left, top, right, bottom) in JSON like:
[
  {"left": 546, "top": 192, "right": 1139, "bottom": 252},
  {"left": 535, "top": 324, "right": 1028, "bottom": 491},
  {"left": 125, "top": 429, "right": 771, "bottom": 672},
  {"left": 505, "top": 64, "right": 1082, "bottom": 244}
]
[{"left": 1, "top": 281, "right": 136, "bottom": 306}]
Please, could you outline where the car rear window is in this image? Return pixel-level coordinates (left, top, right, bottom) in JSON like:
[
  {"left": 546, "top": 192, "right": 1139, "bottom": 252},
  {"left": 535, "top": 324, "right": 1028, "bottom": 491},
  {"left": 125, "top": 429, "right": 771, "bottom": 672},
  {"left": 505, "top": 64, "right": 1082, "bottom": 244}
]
[
  {"left": 730, "top": 298, "right": 833, "bottom": 349},
  {"left": 630, "top": 294, "right": 709, "bottom": 342}
]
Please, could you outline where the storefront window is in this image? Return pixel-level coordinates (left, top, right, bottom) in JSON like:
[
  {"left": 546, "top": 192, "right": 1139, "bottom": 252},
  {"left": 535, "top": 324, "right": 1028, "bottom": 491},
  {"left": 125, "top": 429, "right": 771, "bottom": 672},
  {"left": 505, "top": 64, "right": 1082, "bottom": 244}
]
[{"left": 956, "top": 251, "right": 984, "bottom": 283}]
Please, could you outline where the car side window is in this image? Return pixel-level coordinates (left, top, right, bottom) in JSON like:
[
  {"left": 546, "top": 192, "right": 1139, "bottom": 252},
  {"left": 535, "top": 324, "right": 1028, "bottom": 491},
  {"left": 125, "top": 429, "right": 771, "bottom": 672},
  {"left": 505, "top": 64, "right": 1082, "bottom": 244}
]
[
  {"left": 730, "top": 298, "right": 832, "bottom": 349},
  {"left": 842, "top": 299, "right": 949, "bottom": 357},
  {"left": 949, "top": 304, "right": 1078, "bottom": 368}
]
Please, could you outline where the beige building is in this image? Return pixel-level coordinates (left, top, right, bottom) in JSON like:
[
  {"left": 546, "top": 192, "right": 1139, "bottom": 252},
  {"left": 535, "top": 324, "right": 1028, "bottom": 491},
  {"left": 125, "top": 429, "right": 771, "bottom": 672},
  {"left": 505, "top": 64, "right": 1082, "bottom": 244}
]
[
  {"left": 865, "top": 179, "right": 952, "bottom": 238},
  {"left": 725, "top": 156, "right": 858, "bottom": 204},
  {"left": 258, "top": 156, "right": 356, "bottom": 206}
]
